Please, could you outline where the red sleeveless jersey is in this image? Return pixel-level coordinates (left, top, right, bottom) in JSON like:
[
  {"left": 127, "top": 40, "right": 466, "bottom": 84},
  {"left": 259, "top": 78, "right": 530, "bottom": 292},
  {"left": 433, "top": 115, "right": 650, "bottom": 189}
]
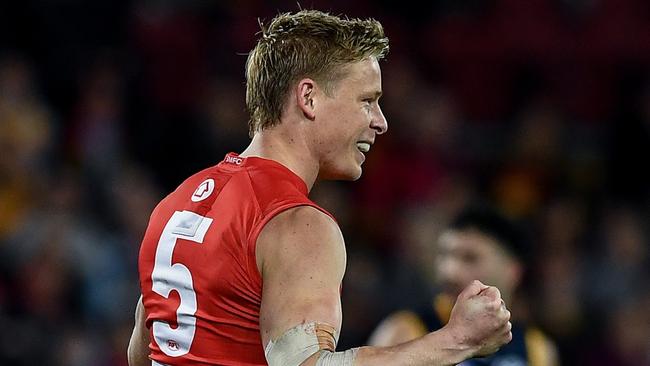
[{"left": 138, "top": 153, "right": 332, "bottom": 365}]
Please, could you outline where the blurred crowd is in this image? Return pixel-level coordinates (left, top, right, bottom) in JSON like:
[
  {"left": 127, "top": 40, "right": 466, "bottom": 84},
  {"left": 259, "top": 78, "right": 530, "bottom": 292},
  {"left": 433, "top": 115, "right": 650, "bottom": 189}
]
[{"left": 0, "top": 1, "right": 649, "bottom": 365}]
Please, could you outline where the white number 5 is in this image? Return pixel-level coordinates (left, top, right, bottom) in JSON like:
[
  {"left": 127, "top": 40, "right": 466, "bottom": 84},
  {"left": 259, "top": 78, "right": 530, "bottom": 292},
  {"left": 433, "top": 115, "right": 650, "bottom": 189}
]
[{"left": 151, "top": 210, "right": 213, "bottom": 357}]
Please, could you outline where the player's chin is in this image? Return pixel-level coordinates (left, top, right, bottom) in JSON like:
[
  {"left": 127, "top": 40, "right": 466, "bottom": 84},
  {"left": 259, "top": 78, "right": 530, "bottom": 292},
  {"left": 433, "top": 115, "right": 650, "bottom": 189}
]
[
  {"left": 320, "top": 163, "right": 362, "bottom": 181},
  {"left": 349, "top": 153, "right": 365, "bottom": 180},
  {"left": 334, "top": 168, "right": 362, "bottom": 181},
  {"left": 346, "top": 163, "right": 363, "bottom": 181},
  {"left": 348, "top": 170, "right": 363, "bottom": 181}
]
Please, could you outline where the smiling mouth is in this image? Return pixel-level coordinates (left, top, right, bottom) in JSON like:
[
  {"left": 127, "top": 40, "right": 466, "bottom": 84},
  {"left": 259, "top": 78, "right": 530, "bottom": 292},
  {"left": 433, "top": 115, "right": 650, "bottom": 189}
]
[{"left": 356, "top": 142, "right": 371, "bottom": 153}]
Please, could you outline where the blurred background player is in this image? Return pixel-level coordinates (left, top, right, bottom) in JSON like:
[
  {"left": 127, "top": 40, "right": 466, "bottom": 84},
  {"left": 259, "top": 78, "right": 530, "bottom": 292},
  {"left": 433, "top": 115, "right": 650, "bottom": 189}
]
[{"left": 369, "top": 204, "right": 559, "bottom": 366}]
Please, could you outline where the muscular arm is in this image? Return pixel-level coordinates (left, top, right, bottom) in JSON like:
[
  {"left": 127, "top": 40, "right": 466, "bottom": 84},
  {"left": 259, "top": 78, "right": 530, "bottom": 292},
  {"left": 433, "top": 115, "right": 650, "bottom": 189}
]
[
  {"left": 257, "top": 206, "right": 511, "bottom": 366},
  {"left": 127, "top": 295, "right": 150, "bottom": 366},
  {"left": 257, "top": 206, "right": 345, "bottom": 365}
]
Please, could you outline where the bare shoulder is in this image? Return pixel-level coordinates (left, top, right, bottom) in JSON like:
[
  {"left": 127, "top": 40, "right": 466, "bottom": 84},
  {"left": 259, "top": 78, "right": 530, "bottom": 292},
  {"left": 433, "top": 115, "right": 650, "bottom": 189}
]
[
  {"left": 256, "top": 205, "right": 346, "bottom": 280},
  {"left": 256, "top": 205, "right": 347, "bottom": 346}
]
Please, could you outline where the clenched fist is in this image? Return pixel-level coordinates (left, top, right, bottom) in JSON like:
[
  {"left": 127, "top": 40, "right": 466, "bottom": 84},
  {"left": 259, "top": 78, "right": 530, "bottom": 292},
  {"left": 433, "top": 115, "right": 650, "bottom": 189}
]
[{"left": 445, "top": 280, "right": 512, "bottom": 357}]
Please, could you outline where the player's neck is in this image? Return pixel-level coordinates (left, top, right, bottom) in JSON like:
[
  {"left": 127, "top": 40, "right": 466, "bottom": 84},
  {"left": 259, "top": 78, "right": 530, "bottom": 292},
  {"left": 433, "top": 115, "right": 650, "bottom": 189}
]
[{"left": 240, "top": 130, "right": 319, "bottom": 192}]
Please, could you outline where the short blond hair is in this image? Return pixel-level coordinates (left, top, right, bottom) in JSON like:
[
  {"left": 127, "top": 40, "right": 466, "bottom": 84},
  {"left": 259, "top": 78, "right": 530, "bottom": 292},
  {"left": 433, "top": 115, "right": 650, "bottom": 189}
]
[{"left": 245, "top": 10, "right": 389, "bottom": 136}]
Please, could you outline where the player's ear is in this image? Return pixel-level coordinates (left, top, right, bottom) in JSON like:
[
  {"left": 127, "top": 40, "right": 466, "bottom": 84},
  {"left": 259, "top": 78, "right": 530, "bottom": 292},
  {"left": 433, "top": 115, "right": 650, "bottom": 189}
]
[{"left": 296, "top": 78, "right": 316, "bottom": 120}]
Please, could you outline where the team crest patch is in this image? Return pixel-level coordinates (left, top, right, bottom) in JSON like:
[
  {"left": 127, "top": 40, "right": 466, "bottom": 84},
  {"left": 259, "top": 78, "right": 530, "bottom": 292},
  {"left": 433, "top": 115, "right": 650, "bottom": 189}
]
[{"left": 192, "top": 178, "right": 215, "bottom": 202}]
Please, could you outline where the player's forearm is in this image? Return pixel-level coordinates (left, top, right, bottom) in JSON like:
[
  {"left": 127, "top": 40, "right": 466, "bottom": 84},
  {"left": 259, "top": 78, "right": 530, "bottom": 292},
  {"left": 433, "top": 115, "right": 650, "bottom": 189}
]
[
  {"left": 127, "top": 327, "right": 150, "bottom": 366},
  {"left": 354, "top": 328, "right": 475, "bottom": 366},
  {"left": 128, "top": 296, "right": 151, "bottom": 366}
]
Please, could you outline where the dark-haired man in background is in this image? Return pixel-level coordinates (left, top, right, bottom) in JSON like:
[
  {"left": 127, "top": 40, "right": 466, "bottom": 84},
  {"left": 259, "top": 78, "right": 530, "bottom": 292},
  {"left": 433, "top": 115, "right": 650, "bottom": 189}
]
[{"left": 369, "top": 205, "right": 558, "bottom": 366}]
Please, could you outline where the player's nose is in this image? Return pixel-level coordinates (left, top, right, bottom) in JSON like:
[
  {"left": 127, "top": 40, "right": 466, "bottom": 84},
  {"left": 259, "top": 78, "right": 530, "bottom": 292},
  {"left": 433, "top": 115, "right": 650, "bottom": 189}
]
[{"left": 371, "top": 105, "right": 388, "bottom": 135}]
